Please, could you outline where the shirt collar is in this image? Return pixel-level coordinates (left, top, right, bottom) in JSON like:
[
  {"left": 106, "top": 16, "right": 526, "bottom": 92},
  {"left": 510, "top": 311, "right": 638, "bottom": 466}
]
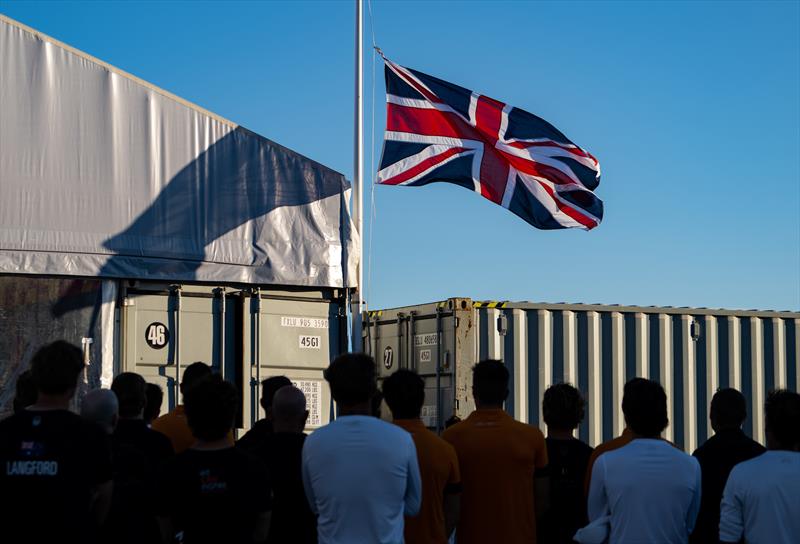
[{"left": 468, "top": 408, "right": 511, "bottom": 421}]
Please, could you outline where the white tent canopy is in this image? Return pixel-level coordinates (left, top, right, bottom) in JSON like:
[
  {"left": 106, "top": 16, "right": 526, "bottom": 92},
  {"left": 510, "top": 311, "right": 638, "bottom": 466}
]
[{"left": 0, "top": 15, "right": 358, "bottom": 288}]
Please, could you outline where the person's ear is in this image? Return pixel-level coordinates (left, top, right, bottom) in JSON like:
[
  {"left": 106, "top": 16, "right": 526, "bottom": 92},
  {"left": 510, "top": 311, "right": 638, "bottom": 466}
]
[{"left": 303, "top": 410, "right": 309, "bottom": 426}]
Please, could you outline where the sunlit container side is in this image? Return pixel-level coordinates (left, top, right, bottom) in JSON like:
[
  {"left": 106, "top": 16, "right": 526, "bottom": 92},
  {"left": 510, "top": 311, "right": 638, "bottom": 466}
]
[{"left": 364, "top": 299, "right": 799, "bottom": 451}]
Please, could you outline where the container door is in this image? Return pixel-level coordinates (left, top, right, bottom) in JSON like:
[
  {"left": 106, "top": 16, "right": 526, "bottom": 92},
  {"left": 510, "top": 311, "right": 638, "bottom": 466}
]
[
  {"left": 122, "top": 286, "right": 234, "bottom": 412},
  {"left": 244, "top": 293, "right": 343, "bottom": 432},
  {"left": 371, "top": 315, "right": 406, "bottom": 379},
  {"left": 366, "top": 308, "right": 457, "bottom": 431}
]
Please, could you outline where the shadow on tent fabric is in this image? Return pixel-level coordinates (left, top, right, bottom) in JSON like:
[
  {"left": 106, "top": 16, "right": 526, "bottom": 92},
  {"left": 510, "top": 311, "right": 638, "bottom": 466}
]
[{"left": 52, "top": 127, "right": 349, "bottom": 330}]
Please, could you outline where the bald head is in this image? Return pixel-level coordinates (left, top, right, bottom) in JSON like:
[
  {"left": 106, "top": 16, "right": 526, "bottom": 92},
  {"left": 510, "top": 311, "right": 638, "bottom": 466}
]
[
  {"left": 81, "top": 389, "right": 119, "bottom": 434},
  {"left": 271, "top": 386, "right": 308, "bottom": 433}
]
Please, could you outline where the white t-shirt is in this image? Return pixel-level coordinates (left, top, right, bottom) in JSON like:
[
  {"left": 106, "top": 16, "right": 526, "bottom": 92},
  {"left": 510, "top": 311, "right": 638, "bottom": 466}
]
[
  {"left": 588, "top": 438, "right": 702, "bottom": 544},
  {"left": 301, "top": 415, "right": 422, "bottom": 544},
  {"left": 719, "top": 450, "right": 800, "bottom": 544}
]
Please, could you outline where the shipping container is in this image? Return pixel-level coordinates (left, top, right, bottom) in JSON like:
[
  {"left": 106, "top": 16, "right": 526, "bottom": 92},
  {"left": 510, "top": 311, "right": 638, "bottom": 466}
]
[
  {"left": 0, "top": 275, "right": 347, "bottom": 430},
  {"left": 363, "top": 298, "right": 800, "bottom": 451}
]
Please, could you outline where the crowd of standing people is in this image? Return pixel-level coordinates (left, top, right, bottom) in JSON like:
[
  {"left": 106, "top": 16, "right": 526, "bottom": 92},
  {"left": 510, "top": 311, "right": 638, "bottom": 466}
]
[{"left": 0, "top": 339, "right": 799, "bottom": 544}]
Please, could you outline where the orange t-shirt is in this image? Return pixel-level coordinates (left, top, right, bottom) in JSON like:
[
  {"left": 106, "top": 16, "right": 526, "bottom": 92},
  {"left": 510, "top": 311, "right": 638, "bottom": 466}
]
[
  {"left": 151, "top": 405, "right": 233, "bottom": 454},
  {"left": 395, "top": 419, "right": 461, "bottom": 544},
  {"left": 442, "top": 409, "right": 548, "bottom": 544}
]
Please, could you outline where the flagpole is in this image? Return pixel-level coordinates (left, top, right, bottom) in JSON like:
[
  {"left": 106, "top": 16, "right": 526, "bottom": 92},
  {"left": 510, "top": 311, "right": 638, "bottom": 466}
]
[{"left": 351, "top": 0, "right": 364, "bottom": 352}]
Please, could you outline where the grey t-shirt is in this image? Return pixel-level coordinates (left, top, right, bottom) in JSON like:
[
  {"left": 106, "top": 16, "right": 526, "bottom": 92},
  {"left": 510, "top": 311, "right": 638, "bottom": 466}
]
[
  {"left": 588, "top": 438, "right": 702, "bottom": 543},
  {"left": 720, "top": 450, "right": 800, "bottom": 544},
  {"left": 302, "top": 415, "right": 422, "bottom": 544}
]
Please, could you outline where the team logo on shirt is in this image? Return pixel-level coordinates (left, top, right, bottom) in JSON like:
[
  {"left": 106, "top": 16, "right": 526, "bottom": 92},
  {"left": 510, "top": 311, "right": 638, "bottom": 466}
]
[
  {"left": 199, "top": 469, "right": 227, "bottom": 493},
  {"left": 5, "top": 440, "right": 57, "bottom": 476},
  {"left": 20, "top": 441, "right": 45, "bottom": 457}
]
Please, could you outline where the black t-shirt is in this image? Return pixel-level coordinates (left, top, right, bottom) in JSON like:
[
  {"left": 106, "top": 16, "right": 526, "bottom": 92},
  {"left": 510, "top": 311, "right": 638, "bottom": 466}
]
[
  {"left": 236, "top": 418, "right": 274, "bottom": 452},
  {"left": 101, "top": 419, "right": 175, "bottom": 544},
  {"left": 251, "top": 432, "right": 317, "bottom": 544},
  {"left": 690, "top": 428, "right": 765, "bottom": 544},
  {"left": 0, "top": 409, "right": 113, "bottom": 543},
  {"left": 158, "top": 446, "right": 272, "bottom": 544},
  {"left": 538, "top": 437, "right": 594, "bottom": 544}
]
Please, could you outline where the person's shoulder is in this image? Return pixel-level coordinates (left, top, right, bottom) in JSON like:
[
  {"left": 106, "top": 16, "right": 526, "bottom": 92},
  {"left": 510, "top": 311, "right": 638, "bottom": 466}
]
[
  {"left": 151, "top": 409, "right": 180, "bottom": 429},
  {"left": 305, "top": 420, "right": 336, "bottom": 441},
  {"left": 421, "top": 426, "right": 457, "bottom": 455},
  {"left": 655, "top": 440, "right": 700, "bottom": 470},
  {"left": 692, "top": 433, "right": 719, "bottom": 457},
  {"left": 372, "top": 417, "right": 414, "bottom": 442},
  {"left": 592, "top": 434, "right": 628, "bottom": 458},
  {"left": 725, "top": 453, "right": 763, "bottom": 487},
  {"left": 236, "top": 424, "right": 264, "bottom": 450},
  {"left": 442, "top": 419, "right": 469, "bottom": 442},
  {"left": 568, "top": 438, "right": 594, "bottom": 456},
  {"left": 147, "top": 426, "right": 175, "bottom": 452},
  {"left": 508, "top": 418, "right": 545, "bottom": 442},
  {"left": 71, "top": 412, "right": 110, "bottom": 439},
  {"left": 304, "top": 419, "right": 351, "bottom": 451},
  {"left": 150, "top": 413, "right": 169, "bottom": 432},
  {"left": 742, "top": 436, "right": 767, "bottom": 455},
  {"left": 599, "top": 441, "right": 630, "bottom": 463},
  {"left": 730, "top": 450, "right": 770, "bottom": 474}
]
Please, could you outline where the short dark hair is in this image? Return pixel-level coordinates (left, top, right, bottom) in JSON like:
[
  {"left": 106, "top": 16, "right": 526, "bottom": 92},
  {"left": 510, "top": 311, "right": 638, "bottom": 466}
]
[
  {"left": 543, "top": 383, "right": 586, "bottom": 430},
  {"left": 383, "top": 370, "right": 425, "bottom": 420},
  {"left": 765, "top": 389, "right": 800, "bottom": 449},
  {"left": 143, "top": 383, "right": 163, "bottom": 423},
  {"left": 184, "top": 374, "right": 237, "bottom": 442},
  {"left": 622, "top": 378, "right": 668, "bottom": 437},
  {"left": 30, "top": 341, "right": 83, "bottom": 395},
  {"left": 13, "top": 370, "right": 37, "bottom": 413},
  {"left": 472, "top": 360, "right": 509, "bottom": 406},
  {"left": 261, "top": 376, "right": 293, "bottom": 411},
  {"left": 111, "top": 372, "right": 147, "bottom": 418},
  {"left": 710, "top": 388, "right": 747, "bottom": 428},
  {"left": 180, "top": 362, "right": 212, "bottom": 395},
  {"left": 324, "top": 353, "right": 376, "bottom": 407}
]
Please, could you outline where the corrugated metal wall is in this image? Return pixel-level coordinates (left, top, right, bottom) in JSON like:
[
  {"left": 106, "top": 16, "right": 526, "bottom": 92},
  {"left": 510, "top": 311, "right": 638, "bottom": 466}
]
[{"left": 475, "top": 303, "right": 800, "bottom": 451}]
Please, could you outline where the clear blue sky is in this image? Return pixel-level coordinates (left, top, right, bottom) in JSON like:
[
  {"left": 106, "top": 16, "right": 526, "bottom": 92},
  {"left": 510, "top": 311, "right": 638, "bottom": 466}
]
[{"left": 3, "top": 0, "right": 798, "bottom": 311}]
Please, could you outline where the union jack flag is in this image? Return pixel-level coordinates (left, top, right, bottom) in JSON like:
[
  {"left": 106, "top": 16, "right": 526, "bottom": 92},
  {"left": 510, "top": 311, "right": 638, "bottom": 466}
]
[{"left": 377, "top": 59, "right": 603, "bottom": 230}]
